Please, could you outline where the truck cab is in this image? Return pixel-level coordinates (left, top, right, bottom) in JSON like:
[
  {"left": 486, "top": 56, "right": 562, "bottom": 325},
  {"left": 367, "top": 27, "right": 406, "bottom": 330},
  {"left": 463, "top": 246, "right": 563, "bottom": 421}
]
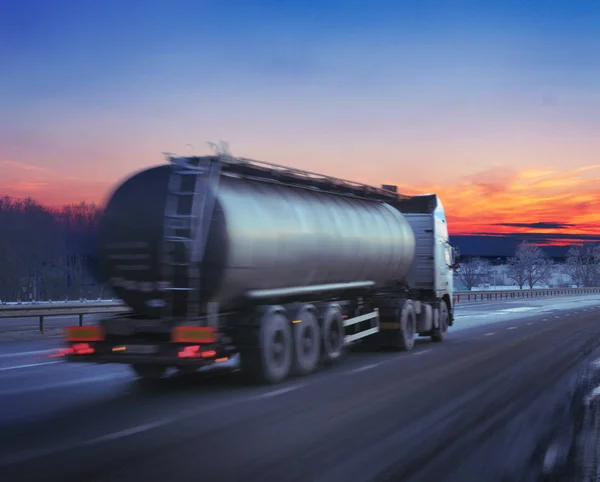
[{"left": 393, "top": 194, "right": 455, "bottom": 324}]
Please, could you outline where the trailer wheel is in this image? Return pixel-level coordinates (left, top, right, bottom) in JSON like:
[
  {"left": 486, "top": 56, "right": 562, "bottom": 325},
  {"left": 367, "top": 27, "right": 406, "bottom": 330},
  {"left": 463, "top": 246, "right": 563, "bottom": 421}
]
[
  {"left": 292, "top": 308, "right": 321, "bottom": 376},
  {"left": 130, "top": 364, "right": 167, "bottom": 380},
  {"left": 431, "top": 301, "right": 449, "bottom": 342},
  {"left": 321, "top": 304, "right": 345, "bottom": 363},
  {"left": 241, "top": 310, "right": 293, "bottom": 385}
]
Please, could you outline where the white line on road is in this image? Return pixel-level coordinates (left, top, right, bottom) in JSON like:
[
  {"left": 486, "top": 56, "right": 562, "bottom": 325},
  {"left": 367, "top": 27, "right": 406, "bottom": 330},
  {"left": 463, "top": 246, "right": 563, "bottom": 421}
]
[
  {"left": 543, "top": 319, "right": 548, "bottom": 321},
  {"left": 526, "top": 322, "right": 533, "bottom": 325},
  {"left": 0, "top": 349, "right": 56, "bottom": 359},
  {"left": 85, "top": 421, "right": 167, "bottom": 444},
  {"left": 508, "top": 327, "right": 517, "bottom": 330},
  {"left": 0, "top": 361, "right": 61, "bottom": 372},
  {"left": 413, "top": 349, "right": 432, "bottom": 356},
  {"left": 348, "top": 363, "right": 380, "bottom": 374},
  {"left": 0, "top": 373, "right": 130, "bottom": 396},
  {"left": 0, "top": 392, "right": 257, "bottom": 468},
  {"left": 484, "top": 332, "right": 495, "bottom": 336},
  {"left": 252, "top": 385, "right": 301, "bottom": 400}
]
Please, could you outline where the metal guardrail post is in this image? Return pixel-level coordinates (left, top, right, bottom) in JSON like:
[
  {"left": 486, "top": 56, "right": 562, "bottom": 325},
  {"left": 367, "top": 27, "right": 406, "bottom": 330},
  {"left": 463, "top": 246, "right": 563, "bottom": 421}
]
[
  {"left": 79, "top": 314, "right": 83, "bottom": 327},
  {"left": 39, "top": 315, "right": 44, "bottom": 334}
]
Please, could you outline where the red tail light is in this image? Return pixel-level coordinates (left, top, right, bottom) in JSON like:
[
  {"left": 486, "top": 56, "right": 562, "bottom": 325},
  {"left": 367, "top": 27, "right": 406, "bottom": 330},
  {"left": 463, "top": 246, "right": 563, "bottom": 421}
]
[
  {"left": 177, "top": 346, "right": 217, "bottom": 359},
  {"left": 172, "top": 327, "right": 217, "bottom": 343},
  {"left": 178, "top": 345, "right": 201, "bottom": 358},
  {"left": 66, "top": 326, "right": 104, "bottom": 342},
  {"left": 51, "top": 343, "right": 95, "bottom": 357}
]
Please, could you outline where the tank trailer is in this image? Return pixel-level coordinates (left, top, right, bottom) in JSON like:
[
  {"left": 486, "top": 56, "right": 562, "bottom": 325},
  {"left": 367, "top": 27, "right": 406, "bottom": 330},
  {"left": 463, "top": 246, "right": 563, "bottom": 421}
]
[{"left": 60, "top": 153, "right": 459, "bottom": 384}]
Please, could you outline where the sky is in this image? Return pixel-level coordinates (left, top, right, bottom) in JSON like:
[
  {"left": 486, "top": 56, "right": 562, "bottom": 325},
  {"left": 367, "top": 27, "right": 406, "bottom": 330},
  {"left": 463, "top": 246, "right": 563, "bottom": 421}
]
[{"left": 1, "top": 0, "right": 599, "bottom": 250}]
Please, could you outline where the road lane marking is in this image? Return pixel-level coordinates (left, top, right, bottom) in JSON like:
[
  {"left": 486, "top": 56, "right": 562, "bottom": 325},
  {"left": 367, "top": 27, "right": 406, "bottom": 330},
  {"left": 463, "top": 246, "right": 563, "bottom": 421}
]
[
  {"left": 252, "top": 385, "right": 301, "bottom": 400},
  {"left": 543, "top": 318, "right": 548, "bottom": 321},
  {"left": 0, "top": 377, "right": 285, "bottom": 468},
  {"left": 85, "top": 421, "right": 167, "bottom": 443},
  {"left": 0, "top": 373, "right": 131, "bottom": 396},
  {"left": 0, "top": 349, "right": 57, "bottom": 359},
  {"left": 413, "top": 349, "right": 432, "bottom": 356},
  {"left": 484, "top": 332, "right": 495, "bottom": 336},
  {"left": 526, "top": 322, "right": 533, "bottom": 325},
  {"left": 0, "top": 361, "right": 61, "bottom": 372},
  {"left": 348, "top": 363, "right": 380, "bottom": 374},
  {"left": 508, "top": 327, "right": 517, "bottom": 330}
]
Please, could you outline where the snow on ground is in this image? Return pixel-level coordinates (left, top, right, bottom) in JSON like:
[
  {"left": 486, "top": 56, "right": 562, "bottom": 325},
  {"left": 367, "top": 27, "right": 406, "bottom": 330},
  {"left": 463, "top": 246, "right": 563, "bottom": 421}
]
[{"left": 452, "top": 294, "right": 600, "bottom": 332}]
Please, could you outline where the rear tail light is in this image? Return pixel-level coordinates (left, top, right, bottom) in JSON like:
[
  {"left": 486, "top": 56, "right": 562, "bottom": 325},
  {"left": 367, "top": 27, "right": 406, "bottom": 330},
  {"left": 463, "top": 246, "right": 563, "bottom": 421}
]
[
  {"left": 177, "top": 346, "right": 217, "bottom": 359},
  {"left": 51, "top": 343, "right": 95, "bottom": 357},
  {"left": 172, "top": 326, "right": 217, "bottom": 343},
  {"left": 66, "top": 326, "right": 104, "bottom": 342}
]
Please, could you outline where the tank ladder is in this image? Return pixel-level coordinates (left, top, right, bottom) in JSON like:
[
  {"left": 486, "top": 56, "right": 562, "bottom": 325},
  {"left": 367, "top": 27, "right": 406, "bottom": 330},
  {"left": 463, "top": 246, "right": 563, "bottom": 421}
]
[{"left": 161, "top": 155, "right": 223, "bottom": 320}]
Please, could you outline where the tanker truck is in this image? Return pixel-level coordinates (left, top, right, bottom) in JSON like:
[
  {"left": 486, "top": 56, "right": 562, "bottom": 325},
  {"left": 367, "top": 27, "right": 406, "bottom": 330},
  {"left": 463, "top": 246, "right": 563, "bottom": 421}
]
[{"left": 60, "top": 153, "right": 459, "bottom": 384}]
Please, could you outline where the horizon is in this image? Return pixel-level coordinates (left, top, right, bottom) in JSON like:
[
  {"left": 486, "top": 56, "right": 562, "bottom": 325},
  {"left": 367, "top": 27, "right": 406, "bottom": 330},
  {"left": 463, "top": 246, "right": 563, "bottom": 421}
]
[
  {"left": 2, "top": 192, "right": 598, "bottom": 259},
  {"left": 1, "top": 0, "right": 600, "bottom": 249}
]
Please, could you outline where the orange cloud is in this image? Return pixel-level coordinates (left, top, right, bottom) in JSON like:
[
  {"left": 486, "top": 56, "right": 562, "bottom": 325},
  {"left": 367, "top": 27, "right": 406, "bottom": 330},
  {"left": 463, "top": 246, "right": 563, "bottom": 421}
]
[
  {"left": 2, "top": 156, "right": 600, "bottom": 244},
  {"left": 399, "top": 165, "right": 600, "bottom": 238}
]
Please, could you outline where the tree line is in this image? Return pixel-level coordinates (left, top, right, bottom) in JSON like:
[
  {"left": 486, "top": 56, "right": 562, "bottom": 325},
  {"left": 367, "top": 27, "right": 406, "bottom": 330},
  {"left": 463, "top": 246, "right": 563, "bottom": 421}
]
[
  {"left": 456, "top": 241, "right": 600, "bottom": 291},
  {"left": 2, "top": 194, "right": 599, "bottom": 300},
  {"left": 0, "top": 196, "right": 105, "bottom": 302}
]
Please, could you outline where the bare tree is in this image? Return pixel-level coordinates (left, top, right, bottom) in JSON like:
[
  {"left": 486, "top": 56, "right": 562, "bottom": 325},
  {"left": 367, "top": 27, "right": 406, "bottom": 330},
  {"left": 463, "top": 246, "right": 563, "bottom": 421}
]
[
  {"left": 0, "top": 197, "right": 106, "bottom": 302},
  {"left": 553, "top": 263, "right": 572, "bottom": 288},
  {"left": 565, "top": 244, "right": 600, "bottom": 287},
  {"left": 506, "top": 242, "right": 553, "bottom": 289},
  {"left": 456, "top": 257, "right": 490, "bottom": 290}
]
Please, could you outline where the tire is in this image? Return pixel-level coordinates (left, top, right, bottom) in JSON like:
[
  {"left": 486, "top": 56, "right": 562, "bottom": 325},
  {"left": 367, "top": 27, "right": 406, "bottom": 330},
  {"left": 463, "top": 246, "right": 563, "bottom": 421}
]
[
  {"left": 292, "top": 307, "right": 321, "bottom": 376},
  {"left": 321, "top": 304, "right": 345, "bottom": 363},
  {"left": 130, "top": 363, "right": 167, "bottom": 380},
  {"left": 240, "top": 310, "right": 293, "bottom": 385},
  {"left": 431, "top": 301, "right": 449, "bottom": 342},
  {"left": 380, "top": 298, "right": 416, "bottom": 351},
  {"left": 397, "top": 300, "right": 417, "bottom": 351}
]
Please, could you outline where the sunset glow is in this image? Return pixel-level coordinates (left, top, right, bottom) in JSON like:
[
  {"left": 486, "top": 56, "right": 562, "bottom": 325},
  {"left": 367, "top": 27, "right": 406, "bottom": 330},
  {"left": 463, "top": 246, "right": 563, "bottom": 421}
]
[{"left": 2, "top": 0, "right": 599, "bottom": 251}]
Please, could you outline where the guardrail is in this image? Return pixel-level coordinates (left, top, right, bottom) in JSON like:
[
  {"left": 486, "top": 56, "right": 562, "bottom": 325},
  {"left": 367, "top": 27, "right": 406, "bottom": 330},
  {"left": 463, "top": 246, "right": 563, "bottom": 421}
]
[
  {"left": 454, "top": 287, "right": 600, "bottom": 302},
  {"left": 1, "top": 288, "right": 599, "bottom": 334},
  {"left": 0, "top": 302, "right": 130, "bottom": 334}
]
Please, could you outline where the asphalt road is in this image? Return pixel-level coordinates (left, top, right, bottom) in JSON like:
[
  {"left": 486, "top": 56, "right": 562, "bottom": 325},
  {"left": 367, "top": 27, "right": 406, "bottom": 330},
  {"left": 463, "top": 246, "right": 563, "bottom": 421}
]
[{"left": 1, "top": 295, "right": 600, "bottom": 482}]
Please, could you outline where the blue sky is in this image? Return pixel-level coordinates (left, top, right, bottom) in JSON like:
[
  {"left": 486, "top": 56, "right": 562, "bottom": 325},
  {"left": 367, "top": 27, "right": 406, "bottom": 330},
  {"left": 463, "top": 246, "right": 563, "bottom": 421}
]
[{"left": 0, "top": 0, "right": 599, "bottom": 241}]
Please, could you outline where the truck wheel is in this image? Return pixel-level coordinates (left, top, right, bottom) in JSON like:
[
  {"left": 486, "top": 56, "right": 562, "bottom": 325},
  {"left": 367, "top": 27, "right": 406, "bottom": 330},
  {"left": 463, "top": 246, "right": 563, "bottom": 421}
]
[
  {"left": 321, "top": 304, "right": 345, "bottom": 363},
  {"left": 292, "top": 308, "right": 321, "bottom": 376},
  {"left": 380, "top": 298, "right": 416, "bottom": 351},
  {"left": 130, "top": 364, "right": 167, "bottom": 380},
  {"left": 241, "top": 311, "right": 293, "bottom": 384},
  {"left": 431, "top": 302, "right": 449, "bottom": 342},
  {"left": 397, "top": 300, "right": 417, "bottom": 351}
]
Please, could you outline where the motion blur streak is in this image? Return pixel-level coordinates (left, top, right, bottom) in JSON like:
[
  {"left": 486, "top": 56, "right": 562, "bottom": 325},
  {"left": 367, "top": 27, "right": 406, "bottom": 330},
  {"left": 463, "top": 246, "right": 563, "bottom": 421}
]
[{"left": 1, "top": 297, "right": 600, "bottom": 482}]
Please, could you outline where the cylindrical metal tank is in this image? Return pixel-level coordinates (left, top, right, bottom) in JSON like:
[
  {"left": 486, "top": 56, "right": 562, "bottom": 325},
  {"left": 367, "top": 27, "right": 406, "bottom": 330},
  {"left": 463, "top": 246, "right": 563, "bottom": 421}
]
[{"left": 97, "top": 165, "right": 416, "bottom": 317}]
